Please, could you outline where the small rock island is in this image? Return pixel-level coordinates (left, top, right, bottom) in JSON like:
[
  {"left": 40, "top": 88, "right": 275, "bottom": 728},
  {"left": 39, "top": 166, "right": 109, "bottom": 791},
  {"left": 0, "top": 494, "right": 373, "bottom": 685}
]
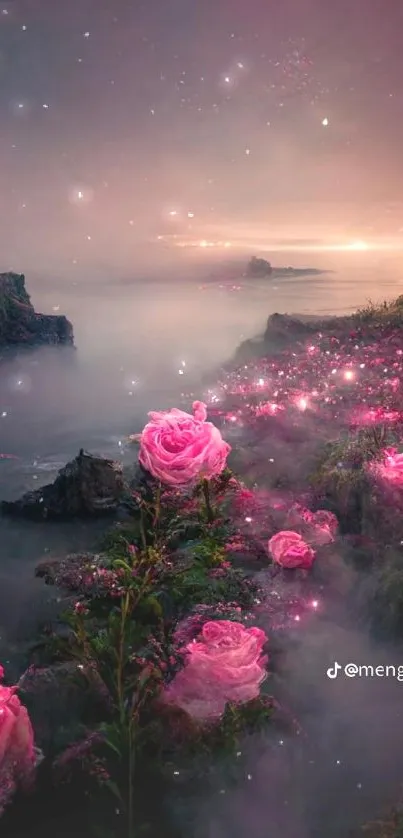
[
  {"left": 244, "top": 256, "right": 326, "bottom": 280},
  {"left": 0, "top": 272, "right": 73, "bottom": 346},
  {"left": 246, "top": 256, "right": 273, "bottom": 277}
]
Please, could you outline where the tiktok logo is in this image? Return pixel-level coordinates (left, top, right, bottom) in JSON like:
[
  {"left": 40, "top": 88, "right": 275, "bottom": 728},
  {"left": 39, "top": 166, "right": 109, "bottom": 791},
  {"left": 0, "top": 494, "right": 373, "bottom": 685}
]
[{"left": 327, "top": 662, "right": 342, "bottom": 679}]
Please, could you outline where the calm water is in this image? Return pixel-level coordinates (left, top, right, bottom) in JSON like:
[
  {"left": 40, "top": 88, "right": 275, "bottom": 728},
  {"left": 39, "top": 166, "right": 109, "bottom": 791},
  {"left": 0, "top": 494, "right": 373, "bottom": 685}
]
[{"left": 2, "top": 251, "right": 403, "bottom": 835}]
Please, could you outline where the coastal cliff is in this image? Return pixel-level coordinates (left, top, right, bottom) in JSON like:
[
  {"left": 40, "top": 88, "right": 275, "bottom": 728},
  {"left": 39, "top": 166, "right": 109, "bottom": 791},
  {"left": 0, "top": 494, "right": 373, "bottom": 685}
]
[{"left": 0, "top": 272, "right": 73, "bottom": 346}]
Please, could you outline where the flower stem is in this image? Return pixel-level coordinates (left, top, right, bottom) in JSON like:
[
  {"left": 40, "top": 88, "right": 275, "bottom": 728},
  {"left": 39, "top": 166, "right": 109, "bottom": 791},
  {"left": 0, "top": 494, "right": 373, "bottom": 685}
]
[
  {"left": 139, "top": 505, "right": 147, "bottom": 551},
  {"left": 128, "top": 719, "right": 134, "bottom": 838},
  {"left": 202, "top": 478, "right": 214, "bottom": 523},
  {"left": 117, "top": 591, "right": 130, "bottom": 723},
  {"left": 153, "top": 483, "right": 161, "bottom": 530}
]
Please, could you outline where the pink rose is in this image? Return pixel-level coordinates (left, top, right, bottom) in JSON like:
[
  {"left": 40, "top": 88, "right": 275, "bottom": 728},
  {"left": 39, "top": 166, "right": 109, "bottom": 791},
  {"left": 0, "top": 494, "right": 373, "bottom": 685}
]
[
  {"left": 268, "top": 530, "right": 315, "bottom": 569},
  {"left": 163, "top": 620, "right": 268, "bottom": 721},
  {"left": 0, "top": 667, "right": 36, "bottom": 814},
  {"left": 138, "top": 401, "right": 231, "bottom": 486}
]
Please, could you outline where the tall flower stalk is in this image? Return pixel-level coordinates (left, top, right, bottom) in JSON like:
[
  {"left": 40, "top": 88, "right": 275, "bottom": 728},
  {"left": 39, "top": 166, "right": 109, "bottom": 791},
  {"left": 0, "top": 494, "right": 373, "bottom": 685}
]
[{"left": 202, "top": 478, "right": 214, "bottom": 523}]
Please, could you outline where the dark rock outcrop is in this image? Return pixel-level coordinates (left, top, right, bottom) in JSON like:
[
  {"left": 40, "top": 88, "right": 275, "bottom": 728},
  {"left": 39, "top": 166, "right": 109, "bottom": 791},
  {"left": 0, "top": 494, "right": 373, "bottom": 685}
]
[
  {"left": 0, "top": 272, "right": 74, "bottom": 346},
  {"left": 231, "top": 311, "right": 354, "bottom": 365},
  {"left": 246, "top": 256, "right": 273, "bottom": 277},
  {"left": 1, "top": 450, "right": 125, "bottom": 520},
  {"left": 263, "top": 312, "right": 355, "bottom": 349}
]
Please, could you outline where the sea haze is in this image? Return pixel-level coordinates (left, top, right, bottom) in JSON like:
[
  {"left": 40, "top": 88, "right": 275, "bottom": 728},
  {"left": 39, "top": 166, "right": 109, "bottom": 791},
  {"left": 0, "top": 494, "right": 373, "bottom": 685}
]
[{"left": 1, "top": 249, "right": 403, "bottom": 460}]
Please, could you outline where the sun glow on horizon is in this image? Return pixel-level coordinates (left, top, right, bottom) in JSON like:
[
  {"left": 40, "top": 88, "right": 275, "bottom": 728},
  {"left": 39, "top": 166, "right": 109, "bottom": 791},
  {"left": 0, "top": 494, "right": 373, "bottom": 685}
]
[
  {"left": 345, "top": 240, "right": 369, "bottom": 251},
  {"left": 155, "top": 228, "right": 403, "bottom": 255}
]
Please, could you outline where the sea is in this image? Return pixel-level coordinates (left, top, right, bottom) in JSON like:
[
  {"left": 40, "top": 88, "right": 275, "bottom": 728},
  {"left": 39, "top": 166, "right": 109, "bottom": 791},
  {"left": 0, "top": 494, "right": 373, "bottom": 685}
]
[{"left": 1, "top": 249, "right": 403, "bottom": 837}]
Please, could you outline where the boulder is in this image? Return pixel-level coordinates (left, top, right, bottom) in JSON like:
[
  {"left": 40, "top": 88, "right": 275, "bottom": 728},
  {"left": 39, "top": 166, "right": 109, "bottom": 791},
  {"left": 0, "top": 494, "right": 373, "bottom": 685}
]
[
  {"left": 0, "top": 272, "right": 74, "bottom": 346},
  {"left": 1, "top": 450, "right": 125, "bottom": 520}
]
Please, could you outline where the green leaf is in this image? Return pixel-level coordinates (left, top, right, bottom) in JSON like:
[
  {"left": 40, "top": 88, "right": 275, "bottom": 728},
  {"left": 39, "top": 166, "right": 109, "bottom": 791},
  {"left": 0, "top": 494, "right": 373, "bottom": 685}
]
[
  {"left": 113, "top": 559, "right": 132, "bottom": 573},
  {"left": 142, "top": 595, "right": 163, "bottom": 617},
  {"left": 104, "top": 778, "right": 123, "bottom": 802}
]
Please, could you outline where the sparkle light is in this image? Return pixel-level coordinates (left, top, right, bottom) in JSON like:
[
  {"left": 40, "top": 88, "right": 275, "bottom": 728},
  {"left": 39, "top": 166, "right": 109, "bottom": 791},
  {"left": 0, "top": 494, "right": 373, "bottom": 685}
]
[
  {"left": 69, "top": 186, "right": 93, "bottom": 205},
  {"left": 296, "top": 397, "right": 308, "bottom": 411}
]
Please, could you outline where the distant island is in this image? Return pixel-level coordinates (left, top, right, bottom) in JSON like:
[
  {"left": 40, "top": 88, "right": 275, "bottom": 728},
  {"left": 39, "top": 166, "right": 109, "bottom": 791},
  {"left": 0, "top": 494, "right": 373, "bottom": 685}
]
[
  {"left": 245, "top": 255, "right": 326, "bottom": 279},
  {"left": 203, "top": 256, "right": 328, "bottom": 284}
]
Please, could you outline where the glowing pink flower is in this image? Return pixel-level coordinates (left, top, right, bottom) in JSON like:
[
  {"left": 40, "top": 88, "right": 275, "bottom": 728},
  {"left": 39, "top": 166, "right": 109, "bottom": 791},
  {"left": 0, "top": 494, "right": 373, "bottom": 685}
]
[
  {"left": 138, "top": 401, "right": 231, "bottom": 486},
  {"left": 0, "top": 667, "right": 36, "bottom": 814},
  {"left": 268, "top": 530, "right": 315, "bottom": 569},
  {"left": 374, "top": 447, "right": 403, "bottom": 486},
  {"left": 162, "top": 620, "right": 268, "bottom": 721}
]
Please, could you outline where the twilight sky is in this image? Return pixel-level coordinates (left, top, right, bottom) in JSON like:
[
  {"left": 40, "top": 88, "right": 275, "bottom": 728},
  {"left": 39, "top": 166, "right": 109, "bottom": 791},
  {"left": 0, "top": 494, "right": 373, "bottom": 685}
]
[{"left": 1, "top": 0, "right": 403, "bottom": 279}]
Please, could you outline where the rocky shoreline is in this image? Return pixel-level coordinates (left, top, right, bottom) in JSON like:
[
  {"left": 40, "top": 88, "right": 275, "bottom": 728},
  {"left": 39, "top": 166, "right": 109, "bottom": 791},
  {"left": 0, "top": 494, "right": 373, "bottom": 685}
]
[
  {"left": 0, "top": 272, "right": 73, "bottom": 347},
  {"left": 2, "top": 297, "right": 403, "bottom": 836}
]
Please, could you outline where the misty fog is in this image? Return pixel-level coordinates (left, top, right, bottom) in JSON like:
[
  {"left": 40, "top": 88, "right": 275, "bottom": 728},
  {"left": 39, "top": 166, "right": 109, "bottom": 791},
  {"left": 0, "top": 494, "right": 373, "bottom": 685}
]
[{"left": 2, "top": 251, "right": 403, "bottom": 836}]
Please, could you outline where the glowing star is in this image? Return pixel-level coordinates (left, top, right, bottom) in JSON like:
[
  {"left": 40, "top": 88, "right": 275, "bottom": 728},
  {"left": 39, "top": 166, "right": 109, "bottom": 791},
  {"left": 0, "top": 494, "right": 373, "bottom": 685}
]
[
  {"left": 343, "top": 369, "right": 355, "bottom": 381},
  {"left": 322, "top": 117, "right": 329, "bottom": 126},
  {"left": 224, "top": 76, "right": 231, "bottom": 84},
  {"left": 187, "top": 212, "right": 194, "bottom": 218}
]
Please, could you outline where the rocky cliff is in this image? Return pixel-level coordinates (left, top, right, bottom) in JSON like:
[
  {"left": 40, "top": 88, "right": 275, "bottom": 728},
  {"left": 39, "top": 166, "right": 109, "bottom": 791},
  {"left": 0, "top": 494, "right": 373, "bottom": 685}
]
[{"left": 0, "top": 272, "right": 74, "bottom": 346}]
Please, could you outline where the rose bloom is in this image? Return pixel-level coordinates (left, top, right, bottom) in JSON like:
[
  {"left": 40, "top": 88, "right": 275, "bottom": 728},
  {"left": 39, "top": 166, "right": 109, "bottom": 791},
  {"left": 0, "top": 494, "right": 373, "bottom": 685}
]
[
  {"left": 0, "top": 665, "right": 36, "bottom": 813},
  {"left": 268, "top": 530, "right": 315, "bottom": 569},
  {"left": 138, "top": 400, "right": 231, "bottom": 487},
  {"left": 162, "top": 620, "right": 268, "bottom": 721}
]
